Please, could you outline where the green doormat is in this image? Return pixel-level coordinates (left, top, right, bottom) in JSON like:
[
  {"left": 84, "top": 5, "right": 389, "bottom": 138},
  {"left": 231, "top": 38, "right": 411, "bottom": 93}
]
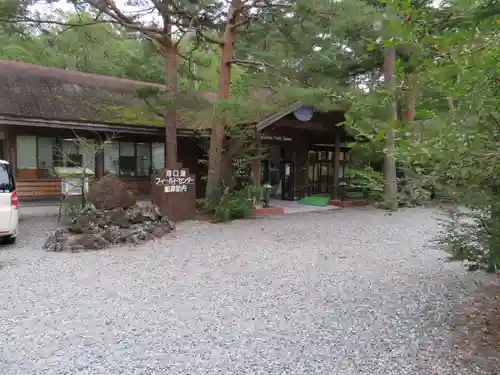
[{"left": 298, "top": 195, "right": 331, "bottom": 206}]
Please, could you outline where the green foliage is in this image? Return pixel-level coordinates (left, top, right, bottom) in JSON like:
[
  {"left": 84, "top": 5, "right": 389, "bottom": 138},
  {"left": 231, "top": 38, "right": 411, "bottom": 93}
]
[
  {"left": 395, "top": 1, "right": 500, "bottom": 271},
  {"left": 212, "top": 186, "right": 257, "bottom": 223},
  {"left": 348, "top": 167, "right": 384, "bottom": 202},
  {"left": 0, "top": 10, "right": 166, "bottom": 83},
  {"left": 438, "top": 205, "right": 500, "bottom": 273}
]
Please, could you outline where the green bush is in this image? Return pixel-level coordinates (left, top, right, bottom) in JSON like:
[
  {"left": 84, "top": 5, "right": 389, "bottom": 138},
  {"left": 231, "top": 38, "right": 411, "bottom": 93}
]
[
  {"left": 211, "top": 186, "right": 264, "bottom": 223},
  {"left": 212, "top": 187, "right": 252, "bottom": 222},
  {"left": 438, "top": 198, "right": 500, "bottom": 273},
  {"left": 348, "top": 167, "right": 384, "bottom": 202}
]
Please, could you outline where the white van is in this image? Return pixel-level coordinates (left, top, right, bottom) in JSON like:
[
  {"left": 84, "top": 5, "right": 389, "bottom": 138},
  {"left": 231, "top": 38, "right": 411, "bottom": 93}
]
[{"left": 0, "top": 160, "right": 18, "bottom": 244}]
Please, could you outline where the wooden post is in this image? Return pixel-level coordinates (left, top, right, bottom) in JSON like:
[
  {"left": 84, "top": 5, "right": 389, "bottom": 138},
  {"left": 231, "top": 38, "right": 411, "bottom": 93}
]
[
  {"left": 95, "top": 139, "right": 104, "bottom": 179},
  {"left": 332, "top": 131, "right": 341, "bottom": 200},
  {"left": 1, "top": 125, "right": 16, "bottom": 172},
  {"left": 251, "top": 131, "right": 261, "bottom": 187}
]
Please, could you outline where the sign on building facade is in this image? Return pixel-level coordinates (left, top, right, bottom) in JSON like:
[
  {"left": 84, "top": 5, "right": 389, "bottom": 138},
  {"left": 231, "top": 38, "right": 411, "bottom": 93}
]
[{"left": 155, "top": 169, "right": 195, "bottom": 193}]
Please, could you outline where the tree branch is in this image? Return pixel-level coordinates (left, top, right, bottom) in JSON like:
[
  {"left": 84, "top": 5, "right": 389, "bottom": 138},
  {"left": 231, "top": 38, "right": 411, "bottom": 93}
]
[{"left": 143, "top": 97, "right": 165, "bottom": 118}]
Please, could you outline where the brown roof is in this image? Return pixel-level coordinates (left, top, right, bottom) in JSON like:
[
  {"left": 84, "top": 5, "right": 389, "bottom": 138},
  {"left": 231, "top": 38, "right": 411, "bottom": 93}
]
[{"left": 0, "top": 60, "right": 217, "bottom": 127}]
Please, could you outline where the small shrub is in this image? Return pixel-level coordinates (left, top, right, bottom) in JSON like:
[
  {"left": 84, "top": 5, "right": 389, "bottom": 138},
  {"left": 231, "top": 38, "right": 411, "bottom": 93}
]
[
  {"left": 438, "top": 204, "right": 500, "bottom": 273},
  {"left": 348, "top": 167, "right": 384, "bottom": 202},
  {"left": 212, "top": 186, "right": 255, "bottom": 222}
]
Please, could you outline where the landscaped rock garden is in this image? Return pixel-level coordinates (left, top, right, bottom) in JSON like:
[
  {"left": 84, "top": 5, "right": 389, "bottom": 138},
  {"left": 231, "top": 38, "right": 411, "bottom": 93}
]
[{"left": 43, "top": 175, "right": 175, "bottom": 252}]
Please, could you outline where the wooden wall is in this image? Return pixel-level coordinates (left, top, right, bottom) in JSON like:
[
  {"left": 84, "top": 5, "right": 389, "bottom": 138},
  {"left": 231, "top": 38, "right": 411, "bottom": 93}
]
[{"left": 17, "top": 179, "right": 61, "bottom": 199}]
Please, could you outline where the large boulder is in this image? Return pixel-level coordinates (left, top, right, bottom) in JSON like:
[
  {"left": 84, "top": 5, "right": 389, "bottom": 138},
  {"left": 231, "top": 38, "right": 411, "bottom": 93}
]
[{"left": 87, "top": 175, "right": 135, "bottom": 210}]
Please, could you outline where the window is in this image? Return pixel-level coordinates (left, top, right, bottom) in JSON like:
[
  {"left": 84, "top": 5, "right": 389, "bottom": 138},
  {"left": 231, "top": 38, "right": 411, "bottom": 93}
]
[
  {"left": 37, "top": 137, "right": 55, "bottom": 169},
  {"left": 152, "top": 143, "right": 164, "bottom": 173},
  {"left": 17, "top": 136, "right": 37, "bottom": 169},
  {"left": 0, "top": 163, "right": 15, "bottom": 193},
  {"left": 104, "top": 141, "right": 119, "bottom": 175},
  {"left": 17, "top": 136, "right": 38, "bottom": 179},
  {"left": 308, "top": 150, "right": 317, "bottom": 162},
  {"left": 81, "top": 139, "right": 96, "bottom": 172},
  {"left": 103, "top": 141, "right": 162, "bottom": 177},
  {"left": 119, "top": 142, "right": 136, "bottom": 176},
  {"left": 136, "top": 143, "right": 151, "bottom": 177},
  {"left": 16, "top": 135, "right": 97, "bottom": 179},
  {"left": 58, "top": 138, "right": 96, "bottom": 170},
  {"left": 342, "top": 165, "right": 349, "bottom": 179},
  {"left": 340, "top": 151, "right": 349, "bottom": 161},
  {"left": 37, "top": 137, "right": 57, "bottom": 178}
]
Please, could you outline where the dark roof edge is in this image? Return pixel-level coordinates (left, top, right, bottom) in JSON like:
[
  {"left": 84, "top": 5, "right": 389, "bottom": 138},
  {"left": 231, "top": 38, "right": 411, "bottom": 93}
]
[
  {"left": 255, "top": 102, "right": 303, "bottom": 132},
  {"left": 0, "top": 115, "right": 196, "bottom": 136},
  {"left": 255, "top": 102, "right": 346, "bottom": 132}
]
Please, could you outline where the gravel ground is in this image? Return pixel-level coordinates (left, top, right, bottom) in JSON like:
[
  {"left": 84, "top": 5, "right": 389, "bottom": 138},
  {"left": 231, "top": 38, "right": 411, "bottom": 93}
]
[{"left": 0, "top": 207, "right": 497, "bottom": 375}]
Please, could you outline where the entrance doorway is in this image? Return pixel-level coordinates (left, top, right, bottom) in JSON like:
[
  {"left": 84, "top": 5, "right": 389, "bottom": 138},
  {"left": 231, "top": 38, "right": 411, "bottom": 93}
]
[
  {"left": 260, "top": 144, "right": 296, "bottom": 200},
  {"left": 317, "top": 162, "right": 334, "bottom": 194},
  {"left": 307, "top": 149, "right": 349, "bottom": 195},
  {"left": 308, "top": 150, "right": 334, "bottom": 195},
  {"left": 280, "top": 161, "right": 295, "bottom": 200}
]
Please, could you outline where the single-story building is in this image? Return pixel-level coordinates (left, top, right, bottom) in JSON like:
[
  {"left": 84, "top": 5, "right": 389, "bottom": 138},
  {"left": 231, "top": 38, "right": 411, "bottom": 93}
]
[{"left": 0, "top": 60, "right": 353, "bottom": 202}]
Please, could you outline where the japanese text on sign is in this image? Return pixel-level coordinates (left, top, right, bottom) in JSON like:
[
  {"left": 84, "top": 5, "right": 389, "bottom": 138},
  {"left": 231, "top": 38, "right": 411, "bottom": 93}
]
[
  {"left": 155, "top": 169, "right": 195, "bottom": 193},
  {"left": 164, "top": 185, "right": 188, "bottom": 193},
  {"left": 156, "top": 169, "right": 195, "bottom": 186},
  {"left": 156, "top": 177, "right": 195, "bottom": 186}
]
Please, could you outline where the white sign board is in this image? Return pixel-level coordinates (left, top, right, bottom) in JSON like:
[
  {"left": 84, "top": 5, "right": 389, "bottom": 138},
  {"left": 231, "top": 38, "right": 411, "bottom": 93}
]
[{"left": 62, "top": 179, "right": 88, "bottom": 196}]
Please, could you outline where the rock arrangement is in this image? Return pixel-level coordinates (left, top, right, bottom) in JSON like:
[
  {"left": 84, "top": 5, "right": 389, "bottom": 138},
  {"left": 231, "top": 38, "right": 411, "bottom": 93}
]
[{"left": 43, "top": 175, "right": 175, "bottom": 252}]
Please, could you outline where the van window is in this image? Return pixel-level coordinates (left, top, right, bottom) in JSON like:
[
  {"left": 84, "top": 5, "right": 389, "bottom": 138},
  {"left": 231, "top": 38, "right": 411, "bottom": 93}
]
[{"left": 0, "top": 164, "right": 15, "bottom": 193}]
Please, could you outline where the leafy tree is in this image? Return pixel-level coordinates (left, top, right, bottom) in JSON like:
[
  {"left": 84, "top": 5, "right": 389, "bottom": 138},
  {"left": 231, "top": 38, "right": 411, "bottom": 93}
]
[{"left": 395, "top": 0, "right": 500, "bottom": 271}]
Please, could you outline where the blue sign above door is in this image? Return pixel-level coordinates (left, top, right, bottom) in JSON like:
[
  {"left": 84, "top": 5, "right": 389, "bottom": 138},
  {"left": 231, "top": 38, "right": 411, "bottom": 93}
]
[{"left": 294, "top": 106, "right": 313, "bottom": 121}]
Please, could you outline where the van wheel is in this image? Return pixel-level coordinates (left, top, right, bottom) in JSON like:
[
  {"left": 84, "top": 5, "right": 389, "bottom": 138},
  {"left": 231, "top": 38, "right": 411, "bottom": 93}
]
[{"left": 2, "top": 236, "right": 16, "bottom": 245}]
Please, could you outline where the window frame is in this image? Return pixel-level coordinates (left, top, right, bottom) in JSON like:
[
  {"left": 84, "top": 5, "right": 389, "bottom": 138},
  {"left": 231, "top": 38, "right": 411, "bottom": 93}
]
[
  {"left": 116, "top": 141, "right": 155, "bottom": 178},
  {"left": 151, "top": 142, "right": 165, "bottom": 174},
  {"left": 16, "top": 134, "right": 98, "bottom": 179},
  {"left": 16, "top": 135, "right": 163, "bottom": 180},
  {"left": 0, "top": 162, "right": 15, "bottom": 192}
]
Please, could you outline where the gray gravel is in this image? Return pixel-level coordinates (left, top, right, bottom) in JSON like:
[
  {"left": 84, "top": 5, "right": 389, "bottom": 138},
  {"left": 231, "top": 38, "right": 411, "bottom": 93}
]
[{"left": 0, "top": 207, "right": 496, "bottom": 375}]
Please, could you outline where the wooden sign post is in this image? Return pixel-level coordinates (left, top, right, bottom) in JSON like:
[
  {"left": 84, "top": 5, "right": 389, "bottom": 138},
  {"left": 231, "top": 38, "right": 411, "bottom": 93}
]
[{"left": 152, "top": 165, "right": 196, "bottom": 222}]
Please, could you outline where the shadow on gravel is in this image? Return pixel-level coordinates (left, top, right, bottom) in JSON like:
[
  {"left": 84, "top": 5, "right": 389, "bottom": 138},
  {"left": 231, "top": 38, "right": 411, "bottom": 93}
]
[{"left": 452, "top": 282, "right": 500, "bottom": 373}]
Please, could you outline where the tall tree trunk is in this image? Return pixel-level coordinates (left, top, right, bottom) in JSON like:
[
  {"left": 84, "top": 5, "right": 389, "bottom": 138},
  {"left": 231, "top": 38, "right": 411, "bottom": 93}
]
[
  {"left": 204, "top": 0, "right": 240, "bottom": 206},
  {"left": 164, "top": 42, "right": 178, "bottom": 168},
  {"left": 404, "top": 74, "right": 416, "bottom": 122},
  {"left": 402, "top": 13, "right": 418, "bottom": 137},
  {"left": 404, "top": 72, "right": 419, "bottom": 138},
  {"left": 383, "top": 45, "right": 398, "bottom": 210}
]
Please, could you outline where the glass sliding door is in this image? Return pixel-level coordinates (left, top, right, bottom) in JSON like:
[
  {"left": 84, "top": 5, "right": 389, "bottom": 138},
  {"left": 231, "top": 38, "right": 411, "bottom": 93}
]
[
  {"left": 308, "top": 149, "right": 334, "bottom": 194},
  {"left": 319, "top": 162, "right": 329, "bottom": 193}
]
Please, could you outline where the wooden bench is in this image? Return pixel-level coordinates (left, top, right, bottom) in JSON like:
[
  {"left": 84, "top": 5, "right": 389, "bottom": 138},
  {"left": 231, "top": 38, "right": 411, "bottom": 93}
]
[{"left": 16, "top": 180, "right": 62, "bottom": 200}]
